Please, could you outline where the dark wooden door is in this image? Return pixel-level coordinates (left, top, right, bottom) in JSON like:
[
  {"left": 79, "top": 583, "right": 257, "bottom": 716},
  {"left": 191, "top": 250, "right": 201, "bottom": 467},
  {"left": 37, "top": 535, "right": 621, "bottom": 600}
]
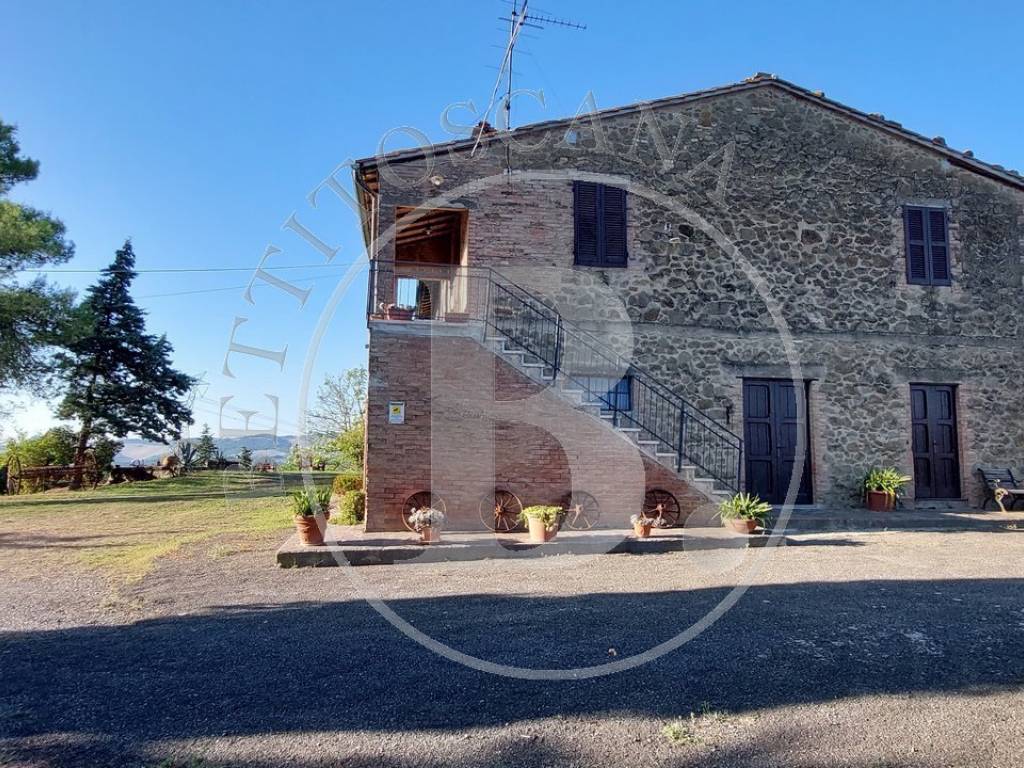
[
  {"left": 743, "top": 379, "right": 812, "bottom": 505},
  {"left": 910, "top": 384, "right": 961, "bottom": 499}
]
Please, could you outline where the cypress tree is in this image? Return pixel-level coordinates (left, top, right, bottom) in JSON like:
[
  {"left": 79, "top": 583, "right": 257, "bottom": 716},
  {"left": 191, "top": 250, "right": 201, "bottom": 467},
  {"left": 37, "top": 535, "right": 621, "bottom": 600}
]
[
  {"left": 58, "top": 240, "right": 194, "bottom": 479},
  {"left": 195, "top": 423, "right": 217, "bottom": 467}
]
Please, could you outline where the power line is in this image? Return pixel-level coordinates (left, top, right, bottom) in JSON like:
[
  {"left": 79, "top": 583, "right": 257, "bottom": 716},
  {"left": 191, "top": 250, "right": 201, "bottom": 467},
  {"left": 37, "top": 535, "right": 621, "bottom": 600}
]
[
  {"left": 136, "top": 272, "right": 348, "bottom": 300},
  {"left": 15, "top": 262, "right": 364, "bottom": 275}
]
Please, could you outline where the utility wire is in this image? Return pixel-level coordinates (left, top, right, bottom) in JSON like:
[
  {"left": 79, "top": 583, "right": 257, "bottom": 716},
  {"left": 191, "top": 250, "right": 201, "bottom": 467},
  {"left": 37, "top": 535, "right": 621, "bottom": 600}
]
[
  {"left": 136, "top": 272, "right": 347, "bottom": 300},
  {"left": 15, "top": 262, "right": 364, "bottom": 275}
]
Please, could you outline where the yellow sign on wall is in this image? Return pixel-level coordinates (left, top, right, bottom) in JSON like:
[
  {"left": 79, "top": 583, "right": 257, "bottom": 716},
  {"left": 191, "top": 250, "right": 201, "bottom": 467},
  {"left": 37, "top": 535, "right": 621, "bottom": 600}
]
[{"left": 388, "top": 401, "right": 405, "bottom": 424}]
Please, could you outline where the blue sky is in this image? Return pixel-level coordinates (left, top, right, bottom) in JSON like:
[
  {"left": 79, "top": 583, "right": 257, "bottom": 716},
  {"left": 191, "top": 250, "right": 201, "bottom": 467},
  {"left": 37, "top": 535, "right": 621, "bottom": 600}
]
[{"left": 4, "top": 0, "right": 1023, "bottom": 440}]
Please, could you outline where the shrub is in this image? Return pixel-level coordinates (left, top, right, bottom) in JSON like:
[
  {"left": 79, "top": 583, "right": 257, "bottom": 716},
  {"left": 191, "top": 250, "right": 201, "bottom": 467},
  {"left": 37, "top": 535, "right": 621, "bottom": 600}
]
[
  {"left": 519, "top": 505, "right": 562, "bottom": 529},
  {"left": 336, "top": 490, "right": 366, "bottom": 525},
  {"left": 718, "top": 492, "right": 772, "bottom": 522},
  {"left": 288, "top": 486, "right": 332, "bottom": 517},
  {"left": 332, "top": 473, "right": 362, "bottom": 495}
]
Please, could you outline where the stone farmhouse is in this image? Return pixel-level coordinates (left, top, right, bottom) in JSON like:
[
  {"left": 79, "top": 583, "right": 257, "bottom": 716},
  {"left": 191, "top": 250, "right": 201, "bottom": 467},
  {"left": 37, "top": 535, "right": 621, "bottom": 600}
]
[{"left": 353, "top": 74, "right": 1023, "bottom": 532}]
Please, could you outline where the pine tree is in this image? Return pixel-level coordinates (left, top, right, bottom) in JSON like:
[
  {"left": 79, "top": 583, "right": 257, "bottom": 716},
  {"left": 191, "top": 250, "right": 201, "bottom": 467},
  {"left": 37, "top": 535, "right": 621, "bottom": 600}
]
[
  {"left": 57, "top": 240, "right": 194, "bottom": 479},
  {"left": 0, "top": 120, "right": 76, "bottom": 400},
  {"left": 195, "top": 423, "right": 217, "bottom": 468},
  {"left": 238, "top": 446, "right": 253, "bottom": 469}
]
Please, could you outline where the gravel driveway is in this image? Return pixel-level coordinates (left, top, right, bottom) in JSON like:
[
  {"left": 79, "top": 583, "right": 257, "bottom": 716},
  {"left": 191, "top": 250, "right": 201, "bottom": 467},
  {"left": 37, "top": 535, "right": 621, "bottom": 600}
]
[{"left": 2, "top": 528, "right": 1024, "bottom": 767}]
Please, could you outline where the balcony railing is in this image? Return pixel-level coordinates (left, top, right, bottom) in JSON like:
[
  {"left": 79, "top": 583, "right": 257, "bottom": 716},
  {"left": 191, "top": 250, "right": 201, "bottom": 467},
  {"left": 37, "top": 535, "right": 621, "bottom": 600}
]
[{"left": 367, "top": 259, "right": 743, "bottom": 491}]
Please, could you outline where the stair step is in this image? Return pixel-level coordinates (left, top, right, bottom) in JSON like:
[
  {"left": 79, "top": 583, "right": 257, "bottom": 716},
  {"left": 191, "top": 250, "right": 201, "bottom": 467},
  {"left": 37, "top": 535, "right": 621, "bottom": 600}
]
[{"left": 483, "top": 326, "right": 737, "bottom": 500}]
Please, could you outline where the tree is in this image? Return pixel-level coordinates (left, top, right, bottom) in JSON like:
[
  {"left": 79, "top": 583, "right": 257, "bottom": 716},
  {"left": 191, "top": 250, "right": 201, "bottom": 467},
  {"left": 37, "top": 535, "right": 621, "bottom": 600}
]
[
  {"left": 0, "top": 120, "right": 76, "bottom": 399},
  {"left": 194, "top": 423, "right": 217, "bottom": 467},
  {"left": 305, "top": 367, "right": 367, "bottom": 440},
  {"left": 0, "top": 427, "right": 122, "bottom": 472},
  {"left": 56, "top": 241, "right": 194, "bottom": 478},
  {"left": 321, "top": 421, "right": 364, "bottom": 471},
  {"left": 238, "top": 446, "right": 253, "bottom": 469}
]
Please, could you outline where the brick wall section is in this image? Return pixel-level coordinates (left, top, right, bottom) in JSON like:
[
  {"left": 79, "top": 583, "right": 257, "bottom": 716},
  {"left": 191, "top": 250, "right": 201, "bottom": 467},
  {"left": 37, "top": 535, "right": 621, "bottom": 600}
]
[{"left": 365, "top": 325, "right": 706, "bottom": 532}]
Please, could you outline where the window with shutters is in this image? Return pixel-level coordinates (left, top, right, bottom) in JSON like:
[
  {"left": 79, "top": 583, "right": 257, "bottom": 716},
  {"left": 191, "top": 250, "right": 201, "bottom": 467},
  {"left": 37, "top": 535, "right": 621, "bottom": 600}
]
[
  {"left": 904, "top": 206, "right": 951, "bottom": 286},
  {"left": 573, "top": 181, "right": 628, "bottom": 267}
]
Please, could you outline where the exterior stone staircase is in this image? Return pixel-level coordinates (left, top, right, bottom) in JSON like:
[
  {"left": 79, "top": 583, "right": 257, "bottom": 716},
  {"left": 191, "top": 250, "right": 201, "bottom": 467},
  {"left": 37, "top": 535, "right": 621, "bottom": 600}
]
[{"left": 483, "top": 333, "right": 733, "bottom": 504}]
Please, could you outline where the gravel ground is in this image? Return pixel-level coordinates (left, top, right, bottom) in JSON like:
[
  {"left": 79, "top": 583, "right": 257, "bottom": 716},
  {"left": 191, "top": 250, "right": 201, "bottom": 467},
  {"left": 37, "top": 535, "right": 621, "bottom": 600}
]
[{"left": 2, "top": 528, "right": 1024, "bottom": 767}]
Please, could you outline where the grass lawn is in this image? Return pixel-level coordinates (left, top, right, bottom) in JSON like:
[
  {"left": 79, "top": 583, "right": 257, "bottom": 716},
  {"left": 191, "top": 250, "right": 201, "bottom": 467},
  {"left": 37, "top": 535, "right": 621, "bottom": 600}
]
[{"left": 0, "top": 470, "right": 338, "bottom": 583}]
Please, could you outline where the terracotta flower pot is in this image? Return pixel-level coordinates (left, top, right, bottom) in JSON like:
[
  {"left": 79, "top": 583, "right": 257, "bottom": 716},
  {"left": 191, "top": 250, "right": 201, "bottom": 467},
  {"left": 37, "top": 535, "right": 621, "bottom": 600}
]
[
  {"left": 726, "top": 518, "right": 758, "bottom": 534},
  {"left": 866, "top": 490, "right": 894, "bottom": 512},
  {"left": 527, "top": 516, "right": 557, "bottom": 543},
  {"left": 420, "top": 526, "right": 441, "bottom": 544},
  {"left": 385, "top": 306, "right": 414, "bottom": 321},
  {"left": 633, "top": 522, "right": 653, "bottom": 538},
  {"left": 294, "top": 514, "right": 325, "bottom": 546}
]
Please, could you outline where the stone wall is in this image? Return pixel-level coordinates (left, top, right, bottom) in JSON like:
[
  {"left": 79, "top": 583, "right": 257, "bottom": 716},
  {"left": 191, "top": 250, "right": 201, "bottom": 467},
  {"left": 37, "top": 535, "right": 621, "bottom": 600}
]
[{"left": 365, "top": 83, "right": 1024, "bottom": 509}]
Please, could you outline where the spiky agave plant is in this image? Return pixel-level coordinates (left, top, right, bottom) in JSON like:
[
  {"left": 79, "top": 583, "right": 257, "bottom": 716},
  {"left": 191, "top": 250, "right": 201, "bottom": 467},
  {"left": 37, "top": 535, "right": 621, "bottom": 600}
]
[
  {"left": 174, "top": 440, "right": 200, "bottom": 475},
  {"left": 718, "top": 492, "right": 772, "bottom": 522}
]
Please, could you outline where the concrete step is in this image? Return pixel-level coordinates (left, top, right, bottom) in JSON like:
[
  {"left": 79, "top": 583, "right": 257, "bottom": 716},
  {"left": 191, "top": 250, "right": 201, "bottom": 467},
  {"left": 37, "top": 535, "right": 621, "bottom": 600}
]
[{"left": 485, "top": 334, "right": 732, "bottom": 503}]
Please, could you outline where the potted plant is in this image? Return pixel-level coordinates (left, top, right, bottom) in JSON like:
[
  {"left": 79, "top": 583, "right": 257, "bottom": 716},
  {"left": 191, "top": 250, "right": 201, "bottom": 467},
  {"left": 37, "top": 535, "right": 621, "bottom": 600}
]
[
  {"left": 519, "top": 505, "right": 562, "bottom": 543},
  {"left": 381, "top": 302, "right": 414, "bottom": 321},
  {"left": 862, "top": 467, "right": 911, "bottom": 512},
  {"left": 630, "top": 513, "right": 667, "bottom": 538},
  {"left": 718, "top": 492, "right": 772, "bottom": 534},
  {"left": 290, "top": 486, "right": 332, "bottom": 546},
  {"left": 408, "top": 506, "right": 446, "bottom": 544}
]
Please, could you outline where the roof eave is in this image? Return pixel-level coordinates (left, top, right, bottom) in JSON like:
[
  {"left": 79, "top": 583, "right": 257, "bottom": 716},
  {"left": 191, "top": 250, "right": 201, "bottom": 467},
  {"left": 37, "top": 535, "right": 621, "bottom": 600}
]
[{"left": 353, "top": 77, "right": 1024, "bottom": 194}]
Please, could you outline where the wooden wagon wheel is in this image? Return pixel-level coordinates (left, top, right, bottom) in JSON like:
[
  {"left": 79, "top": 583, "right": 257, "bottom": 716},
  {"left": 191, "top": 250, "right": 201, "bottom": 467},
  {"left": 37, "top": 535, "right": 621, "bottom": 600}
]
[
  {"left": 643, "top": 488, "right": 681, "bottom": 527},
  {"left": 561, "top": 491, "right": 601, "bottom": 530},
  {"left": 479, "top": 489, "right": 523, "bottom": 532},
  {"left": 5, "top": 455, "right": 22, "bottom": 495},
  {"left": 402, "top": 491, "right": 447, "bottom": 532}
]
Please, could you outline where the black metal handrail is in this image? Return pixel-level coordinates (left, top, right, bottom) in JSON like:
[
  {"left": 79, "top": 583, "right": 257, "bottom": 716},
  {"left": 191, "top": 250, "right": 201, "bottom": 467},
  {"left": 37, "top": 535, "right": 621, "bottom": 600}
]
[{"left": 367, "top": 259, "right": 742, "bottom": 491}]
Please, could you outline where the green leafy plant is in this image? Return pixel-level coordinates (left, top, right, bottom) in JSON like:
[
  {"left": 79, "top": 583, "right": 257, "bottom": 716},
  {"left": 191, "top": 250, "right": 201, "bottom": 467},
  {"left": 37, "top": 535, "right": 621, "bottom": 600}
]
[
  {"left": 336, "top": 490, "right": 365, "bottom": 525},
  {"left": 519, "top": 505, "right": 562, "bottom": 530},
  {"left": 862, "top": 467, "right": 911, "bottom": 498},
  {"left": 174, "top": 440, "right": 199, "bottom": 475},
  {"left": 661, "top": 717, "right": 701, "bottom": 746},
  {"left": 332, "top": 473, "right": 362, "bottom": 495},
  {"left": 718, "top": 492, "right": 772, "bottom": 522},
  {"left": 288, "top": 486, "right": 332, "bottom": 518}
]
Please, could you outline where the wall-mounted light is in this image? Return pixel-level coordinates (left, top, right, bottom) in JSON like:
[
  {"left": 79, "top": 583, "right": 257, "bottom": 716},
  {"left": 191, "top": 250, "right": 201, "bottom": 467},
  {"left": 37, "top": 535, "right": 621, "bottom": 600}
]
[{"left": 429, "top": 175, "right": 444, "bottom": 187}]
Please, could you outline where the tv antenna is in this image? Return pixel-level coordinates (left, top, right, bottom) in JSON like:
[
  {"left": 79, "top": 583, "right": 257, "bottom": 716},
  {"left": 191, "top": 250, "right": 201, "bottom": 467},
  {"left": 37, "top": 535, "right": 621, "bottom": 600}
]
[{"left": 471, "top": 0, "right": 586, "bottom": 158}]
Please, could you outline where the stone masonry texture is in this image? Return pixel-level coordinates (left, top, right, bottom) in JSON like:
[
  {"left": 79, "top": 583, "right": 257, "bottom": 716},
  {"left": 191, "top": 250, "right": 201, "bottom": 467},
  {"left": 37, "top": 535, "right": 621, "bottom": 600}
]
[{"left": 362, "top": 82, "right": 1024, "bottom": 529}]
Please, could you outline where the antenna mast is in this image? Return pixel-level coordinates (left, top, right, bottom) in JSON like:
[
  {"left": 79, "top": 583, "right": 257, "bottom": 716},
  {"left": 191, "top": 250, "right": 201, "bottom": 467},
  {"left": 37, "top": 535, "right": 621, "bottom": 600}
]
[{"left": 471, "top": 1, "right": 585, "bottom": 158}]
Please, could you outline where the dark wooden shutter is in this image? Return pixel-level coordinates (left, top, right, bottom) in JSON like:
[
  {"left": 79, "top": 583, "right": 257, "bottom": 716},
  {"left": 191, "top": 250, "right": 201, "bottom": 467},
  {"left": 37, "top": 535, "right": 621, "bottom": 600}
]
[
  {"left": 575, "top": 181, "right": 628, "bottom": 267},
  {"left": 927, "top": 208, "right": 950, "bottom": 284},
  {"left": 574, "top": 181, "right": 599, "bottom": 265},
  {"left": 905, "top": 207, "right": 928, "bottom": 284},
  {"left": 602, "top": 185, "right": 628, "bottom": 266}
]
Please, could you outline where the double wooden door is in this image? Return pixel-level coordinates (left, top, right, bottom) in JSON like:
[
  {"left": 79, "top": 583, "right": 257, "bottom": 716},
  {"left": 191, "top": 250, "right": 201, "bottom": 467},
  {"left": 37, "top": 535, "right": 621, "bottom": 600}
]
[
  {"left": 743, "top": 379, "right": 813, "bottom": 505},
  {"left": 910, "top": 384, "right": 961, "bottom": 499}
]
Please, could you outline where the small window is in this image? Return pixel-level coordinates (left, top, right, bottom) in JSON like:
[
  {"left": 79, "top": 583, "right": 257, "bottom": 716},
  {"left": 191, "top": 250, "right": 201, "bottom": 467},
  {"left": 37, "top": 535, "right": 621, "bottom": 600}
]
[
  {"left": 574, "top": 181, "right": 628, "bottom": 268},
  {"left": 904, "top": 206, "right": 951, "bottom": 286},
  {"left": 580, "top": 375, "right": 632, "bottom": 412}
]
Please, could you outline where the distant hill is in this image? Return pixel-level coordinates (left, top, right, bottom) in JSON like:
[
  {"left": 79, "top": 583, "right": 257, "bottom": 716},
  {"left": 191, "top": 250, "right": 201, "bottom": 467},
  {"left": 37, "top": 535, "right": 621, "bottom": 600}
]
[{"left": 114, "top": 434, "right": 297, "bottom": 466}]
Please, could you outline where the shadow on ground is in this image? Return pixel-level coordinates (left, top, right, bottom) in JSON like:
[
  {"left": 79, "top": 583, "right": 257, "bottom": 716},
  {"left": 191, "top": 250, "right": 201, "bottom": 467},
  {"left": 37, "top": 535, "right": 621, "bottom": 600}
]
[{"left": 2, "top": 577, "right": 1023, "bottom": 766}]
